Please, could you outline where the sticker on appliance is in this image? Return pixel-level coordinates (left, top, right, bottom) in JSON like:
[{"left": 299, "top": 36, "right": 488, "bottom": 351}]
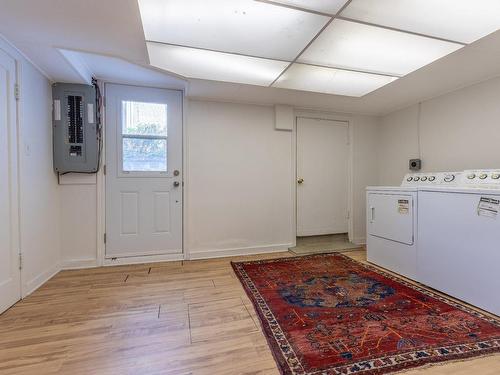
[
  {"left": 398, "top": 199, "right": 410, "bottom": 214},
  {"left": 477, "top": 197, "right": 499, "bottom": 218}
]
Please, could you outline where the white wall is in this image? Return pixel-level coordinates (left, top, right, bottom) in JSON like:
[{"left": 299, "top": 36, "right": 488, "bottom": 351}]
[
  {"left": 0, "top": 36, "right": 61, "bottom": 296},
  {"left": 186, "top": 100, "right": 294, "bottom": 258},
  {"left": 59, "top": 182, "right": 98, "bottom": 268},
  {"left": 58, "top": 97, "right": 378, "bottom": 265},
  {"left": 351, "top": 115, "right": 379, "bottom": 244},
  {"left": 377, "top": 105, "right": 420, "bottom": 185},
  {"left": 378, "top": 76, "right": 500, "bottom": 185}
]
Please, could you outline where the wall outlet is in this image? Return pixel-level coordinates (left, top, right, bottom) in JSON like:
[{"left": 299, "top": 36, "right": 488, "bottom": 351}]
[{"left": 409, "top": 159, "right": 422, "bottom": 171}]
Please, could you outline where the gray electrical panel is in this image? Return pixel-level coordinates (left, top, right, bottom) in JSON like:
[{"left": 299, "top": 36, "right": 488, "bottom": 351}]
[{"left": 52, "top": 83, "right": 99, "bottom": 173}]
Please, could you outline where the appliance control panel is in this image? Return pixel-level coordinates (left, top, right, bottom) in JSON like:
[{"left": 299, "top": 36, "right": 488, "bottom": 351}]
[
  {"left": 401, "top": 172, "right": 462, "bottom": 187},
  {"left": 460, "top": 169, "right": 500, "bottom": 189}
]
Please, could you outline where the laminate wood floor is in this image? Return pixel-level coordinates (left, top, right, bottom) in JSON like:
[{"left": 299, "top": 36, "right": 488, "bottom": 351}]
[{"left": 0, "top": 250, "right": 498, "bottom": 374}]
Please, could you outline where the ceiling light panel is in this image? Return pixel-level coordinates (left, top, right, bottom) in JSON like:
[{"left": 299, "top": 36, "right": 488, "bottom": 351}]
[
  {"left": 342, "top": 0, "right": 500, "bottom": 44},
  {"left": 298, "top": 19, "right": 462, "bottom": 76},
  {"left": 264, "top": 0, "right": 349, "bottom": 15},
  {"left": 138, "top": 0, "right": 329, "bottom": 61},
  {"left": 147, "top": 43, "right": 288, "bottom": 86},
  {"left": 273, "top": 63, "right": 397, "bottom": 97}
]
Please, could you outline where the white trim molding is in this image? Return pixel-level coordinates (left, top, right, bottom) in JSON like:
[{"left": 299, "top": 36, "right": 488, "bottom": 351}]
[
  {"left": 188, "top": 243, "right": 292, "bottom": 260},
  {"left": 61, "top": 259, "right": 99, "bottom": 270},
  {"left": 23, "top": 263, "right": 60, "bottom": 298},
  {"left": 103, "top": 253, "right": 184, "bottom": 266}
]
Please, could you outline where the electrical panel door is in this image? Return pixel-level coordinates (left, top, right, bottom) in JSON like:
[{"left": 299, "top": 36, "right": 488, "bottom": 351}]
[{"left": 52, "top": 83, "right": 99, "bottom": 173}]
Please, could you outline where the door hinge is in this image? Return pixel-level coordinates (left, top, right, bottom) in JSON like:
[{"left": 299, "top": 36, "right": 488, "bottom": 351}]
[
  {"left": 14, "top": 84, "right": 20, "bottom": 101},
  {"left": 104, "top": 233, "right": 107, "bottom": 244},
  {"left": 19, "top": 253, "right": 23, "bottom": 270},
  {"left": 103, "top": 165, "right": 106, "bottom": 175}
]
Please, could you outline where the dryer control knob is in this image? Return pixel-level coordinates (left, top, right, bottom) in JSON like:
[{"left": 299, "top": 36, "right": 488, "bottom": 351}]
[
  {"left": 414, "top": 176, "right": 420, "bottom": 181},
  {"left": 479, "top": 173, "right": 488, "bottom": 180},
  {"left": 421, "top": 176, "right": 428, "bottom": 181},
  {"left": 428, "top": 176, "right": 436, "bottom": 181},
  {"left": 467, "top": 174, "right": 476, "bottom": 179},
  {"left": 492, "top": 173, "right": 500, "bottom": 180},
  {"left": 407, "top": 177, "right": 413, "bottom": 182},
  {"left": 444, "top": 175, "right": 455, "bottom": 182}
]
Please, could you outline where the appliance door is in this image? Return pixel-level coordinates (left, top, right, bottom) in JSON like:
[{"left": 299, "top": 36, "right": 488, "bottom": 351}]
[
  {"left": 368, "top": 193, "right": 414, "bottom": 245},
  {"left": 418, "top": 190, "right": 500, "bottom": 315}
]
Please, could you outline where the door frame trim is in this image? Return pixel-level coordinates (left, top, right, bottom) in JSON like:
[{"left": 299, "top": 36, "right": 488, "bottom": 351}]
[
  {"left": 0, "top": 47, "right": 22, "bottom": 301},
  {"left": 292, "top": 111, "right": 354, "bottom": 244},
  {"left": 97, "top": 81, "right": 186, "bottom": 266}
]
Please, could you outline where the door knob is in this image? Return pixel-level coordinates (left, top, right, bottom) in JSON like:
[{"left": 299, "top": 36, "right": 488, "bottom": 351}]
[
  {"left": 173, "top": 181, "right": 180, "bottom": 187},
  {"left": 297, "top": 178, "right": 304, "bottom": 184}
]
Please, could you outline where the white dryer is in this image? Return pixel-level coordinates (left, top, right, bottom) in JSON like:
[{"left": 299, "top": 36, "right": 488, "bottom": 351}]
[
  {"left": 418, "top": 169, "right": 500, "bottom": 315},
  {"left": 366, "top": 172, "right": 462, "bottom": 280}
]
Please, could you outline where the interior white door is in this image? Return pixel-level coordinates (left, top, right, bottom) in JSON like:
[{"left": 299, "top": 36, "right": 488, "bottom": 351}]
[
  {"left": 297, "top": 117, "right": 349, "bottom": 236},
  {"left": 105, "top": 84, "right": 183, "bottom": 258},
  {"left": 0, "top": 48, "right": 21, "bottom": 313}
]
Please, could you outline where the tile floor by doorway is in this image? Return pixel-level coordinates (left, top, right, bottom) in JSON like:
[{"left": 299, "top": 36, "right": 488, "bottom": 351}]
[
  {"left": 0, "top": 250, "right": 498, "bottom": 375},
  {"left": 289, "top": 233, "right": 360, "bottom": 255}
]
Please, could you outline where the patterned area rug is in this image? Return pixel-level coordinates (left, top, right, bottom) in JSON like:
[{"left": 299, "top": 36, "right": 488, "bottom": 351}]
[{"left": 232, "top": 254, "right": 500, "bottom": 375}]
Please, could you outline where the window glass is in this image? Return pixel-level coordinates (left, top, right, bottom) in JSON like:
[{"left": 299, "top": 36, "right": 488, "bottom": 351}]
[
  {"left": 122, "top": 138, "right": 167, "bottom": 172},
  {"left": 122, "top": 101, "right": 167, "bottom": 136},
  {"left": 121, "top": 101, "right": 168, "bottom": 172}
]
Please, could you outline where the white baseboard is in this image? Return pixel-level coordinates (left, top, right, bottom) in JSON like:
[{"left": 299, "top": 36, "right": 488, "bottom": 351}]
[
  {"left": 103, "top": 253, "right": 184, "bottom": 266},
  {"left": 23, "top": 262, "right": 61, "bottom": 298},
  {"left": 352, "top": 237, "right": 366, "bottom": 246},
  {"left": 188, "top": 243, "right": 292, "bottom": 260},
  {"left": 61, "top": 258, "right": 99, "bottom": 270}
]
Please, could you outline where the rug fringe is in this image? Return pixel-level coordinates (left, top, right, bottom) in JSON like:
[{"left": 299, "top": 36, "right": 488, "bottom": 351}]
[{"left": 386, "top": 352, "right": 500, "bottom": 374}]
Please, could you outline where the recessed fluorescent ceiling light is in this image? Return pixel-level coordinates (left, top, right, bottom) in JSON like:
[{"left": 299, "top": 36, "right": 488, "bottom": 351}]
[
  {"left": 298, "top": 19, "right": 462, "bottom": 76},
  {"left": 147, "top": 43, "right": 288, "bottom": 86},
  {"left": 263, "top": 0, "right": 349, "bottom": 15},
  {"left": 273, "top": 64, "right": 397, "bottom": 97},
  {"left": 138, "top": 0, "right": 329, "bottom": 60},
  {"left": 342, "top": 0, "right": 500, "bottom": 44}
]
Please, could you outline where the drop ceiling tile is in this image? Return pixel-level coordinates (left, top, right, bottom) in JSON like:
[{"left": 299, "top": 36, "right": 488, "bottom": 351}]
[
  {"left": 266, "top": 0, "right": 349, "bottom": 15},
  {"left": 138, "top": 0, "right": 329, "bottom": 61},
  {"left": 298, "top": 19, "right": 462, "bottom": 76},
  {"left": 273, "top": 63, "right": 397, "bottom": 96},
  {"left": 147, "top": 43, "right": 288, "bottom": 86},
  {"left": 342, "top": 0, "right": 500, "bottom": 44}
]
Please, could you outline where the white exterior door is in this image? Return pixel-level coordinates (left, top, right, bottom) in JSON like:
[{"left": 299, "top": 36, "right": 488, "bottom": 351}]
[
  {"left": 105, "top": 84, "right": 183, "bottom": 258},
  {"left": 0, "top": 48, "right": 21, "bottom": 313},
  {"left": 297, "top": 117, "right": 349, "bottom": 236}
]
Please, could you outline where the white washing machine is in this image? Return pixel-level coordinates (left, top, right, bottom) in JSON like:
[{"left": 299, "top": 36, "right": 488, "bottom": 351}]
[
  {"left": 366, "top": 172, "right": 462, "bottom": 280},
  {"left": 418, "top": 169, "right": 500, "bottom": 315}
]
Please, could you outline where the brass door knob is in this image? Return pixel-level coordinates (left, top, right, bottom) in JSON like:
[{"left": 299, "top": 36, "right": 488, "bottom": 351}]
[{"left": 297, "top": 178, "right": 304, "bottom": 184}]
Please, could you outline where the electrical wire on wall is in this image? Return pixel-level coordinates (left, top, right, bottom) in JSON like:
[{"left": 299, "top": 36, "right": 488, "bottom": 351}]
[
  {"left": 92, "top": 77, "right": 103, "bottom": 174},
  {"left": 416, "top": 102, "right": 422, "bottom": 160}
]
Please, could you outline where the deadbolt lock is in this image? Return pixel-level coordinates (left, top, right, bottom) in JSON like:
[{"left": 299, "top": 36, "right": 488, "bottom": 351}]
[
  {"left": 173, "top": 169, "right": 180, "bottom": 176},
  {"left": 297, "top": 178, "right": 304, "bottom": 184}
]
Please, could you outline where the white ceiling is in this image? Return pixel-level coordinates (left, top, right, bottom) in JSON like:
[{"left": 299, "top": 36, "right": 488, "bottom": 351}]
[
  {"left": 138, "top": 0, "right": 500, "bottom": 97},
  {"left": 139, "top": 0, "right": 330, "bottom": 61},
  {"left": 0, "top": 0, "right": 500, "bottom": 115}
]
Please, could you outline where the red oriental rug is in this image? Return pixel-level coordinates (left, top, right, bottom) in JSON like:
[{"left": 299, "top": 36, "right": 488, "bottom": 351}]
[{"left": 232, "top": 254, "right": 500, "bottom": 375}]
